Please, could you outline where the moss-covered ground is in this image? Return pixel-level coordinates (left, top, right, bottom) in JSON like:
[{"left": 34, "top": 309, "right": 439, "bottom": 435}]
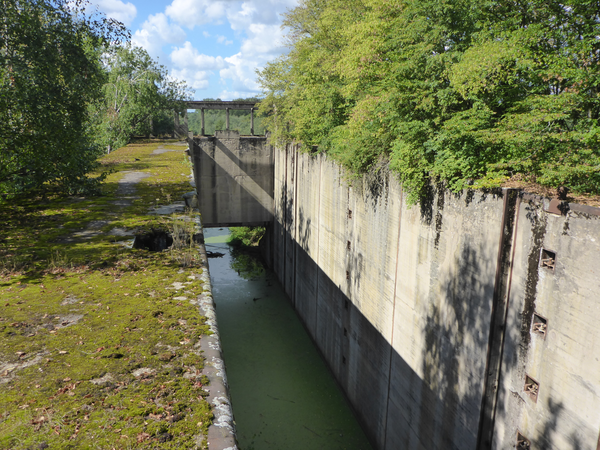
[{"left": 0, "top": 140, "right": 213, "bottom": 449}]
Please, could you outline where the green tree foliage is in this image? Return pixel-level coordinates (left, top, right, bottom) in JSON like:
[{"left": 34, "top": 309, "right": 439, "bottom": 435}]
[
  {"left": 90, "top": 45, "right": 192, "bottom": 152},
  {"left": 259, "top": 0, "right": 600, "bottom": 200},
  {"left": 0, "top": 0, "right": 127, "bottom": 197},
  {"left": 187, "top": 98, "right": 266, "bottom": 136}
]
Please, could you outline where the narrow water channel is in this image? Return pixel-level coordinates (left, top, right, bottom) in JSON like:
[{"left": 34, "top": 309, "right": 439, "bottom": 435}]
[{"left": 203, "top": 228, "right": 373, "bottom": 450}]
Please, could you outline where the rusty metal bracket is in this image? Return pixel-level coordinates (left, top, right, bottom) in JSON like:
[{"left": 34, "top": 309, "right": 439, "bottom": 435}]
[
  {"left": 517, "top": 431, "right": 531, "bottom": 449},
  {"left": 532, "top": 313, "right": 548, "bottom": 339},
  {"left": 540, "top": 248, "right": 556, "bottom": 271},
  {"left": 545, "top": 198, "right": 570, "bottom": 215},
  {"left": 524, "top": 375, "right": 539, "bottom": 402}
]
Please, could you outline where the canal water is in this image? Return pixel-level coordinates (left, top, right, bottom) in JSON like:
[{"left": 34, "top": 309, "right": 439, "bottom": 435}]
[{"left": 203, "top": 228, "right": 373, "bottom": 450}]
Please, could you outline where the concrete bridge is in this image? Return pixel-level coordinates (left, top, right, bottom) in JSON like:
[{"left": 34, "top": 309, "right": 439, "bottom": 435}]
[{"left": 184, "top": 101, "right": 273, "bottom": 228}]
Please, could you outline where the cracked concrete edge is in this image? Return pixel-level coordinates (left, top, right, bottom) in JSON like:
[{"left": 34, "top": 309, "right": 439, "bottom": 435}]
[{"left": 190, "top": 216, "right": 239, "bottom": 450}]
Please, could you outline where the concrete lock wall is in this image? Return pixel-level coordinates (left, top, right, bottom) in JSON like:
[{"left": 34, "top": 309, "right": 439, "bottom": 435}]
[
  {"left": 492, "top": 196, "right": 600, "bottom": 450},
  {"left": 264, "top": 144, "right": 600, "bottom": 450},
  {"left": 190, "top": 130, "right": 273, "bottom": 227}
]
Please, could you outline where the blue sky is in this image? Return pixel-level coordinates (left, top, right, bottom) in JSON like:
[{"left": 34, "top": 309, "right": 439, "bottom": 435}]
[{"left": 89, "top": 0, "right": 299, "bottom": 100}]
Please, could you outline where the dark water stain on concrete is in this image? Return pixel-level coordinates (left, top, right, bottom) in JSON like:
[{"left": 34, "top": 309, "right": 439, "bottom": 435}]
[{"left": 521, "top": 204, "right": 547, "bottom": 354}]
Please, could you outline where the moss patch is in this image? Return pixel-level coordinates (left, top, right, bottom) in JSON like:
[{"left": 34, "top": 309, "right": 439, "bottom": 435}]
[{"left": 0, "top": 139, "right": 213, "bottom": 449}]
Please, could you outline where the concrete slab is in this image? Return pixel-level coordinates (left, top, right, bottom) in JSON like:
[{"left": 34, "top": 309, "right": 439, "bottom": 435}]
[{"left": 189, "top": 131, "right": 273, "bottom": 227}]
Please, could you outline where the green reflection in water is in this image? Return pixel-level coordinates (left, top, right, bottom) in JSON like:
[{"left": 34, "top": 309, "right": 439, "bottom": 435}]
[{"left": 229, "top": 248, "right": 264, "bottom": 280}]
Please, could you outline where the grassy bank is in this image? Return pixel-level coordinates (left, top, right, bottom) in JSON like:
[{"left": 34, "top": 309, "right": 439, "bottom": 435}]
[{"left": 0, "top": 140, "right": 213, "bottom": 449}]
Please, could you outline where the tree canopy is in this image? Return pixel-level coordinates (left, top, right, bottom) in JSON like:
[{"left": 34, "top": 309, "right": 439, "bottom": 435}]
[
  {"left": 258, "top": 0, "right": 600, "bottom": 201},
  {"left": 89, "top": 45, "right": 191, "bottom": 153},
  {"left": 0, "top": 0, "right": 127, "bottom": 197},
  {"left": 0, "top": 0, "right": 190, "bottom": 199}
]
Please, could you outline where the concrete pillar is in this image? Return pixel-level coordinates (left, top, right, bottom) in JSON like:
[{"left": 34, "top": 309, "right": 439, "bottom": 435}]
[
  {"left": 226, "top": 108, "right": 230, "bottom": 130},
  {"left": 184, "top": 110, "right": 189, "bottom": 136},
  {"left": 251, "top": 108, "right": 254, "bottom": 136},
  {"left": 173, "top": 110, "right": 180, "bottom": 138},
  {"left": 201, "top": 108, "right": 205, "bottom": 136}
]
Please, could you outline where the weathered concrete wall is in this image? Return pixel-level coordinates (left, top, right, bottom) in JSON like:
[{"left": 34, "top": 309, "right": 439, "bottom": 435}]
[
  {"left": 190, "top": 130, "right": 273, "bottom": 227},
  {"left": 265, "top": 144, "right": 600, "bottom": 450},
  {"left": 492, "top": 197, "right": 600, "bottom": 450}
]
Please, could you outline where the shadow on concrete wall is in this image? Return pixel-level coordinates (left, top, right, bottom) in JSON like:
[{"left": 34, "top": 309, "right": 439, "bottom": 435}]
[
  {"left": 424, "top": 244, "right": 493, "bottom": 448},
  {"left": 538, "top": 399, "right": 582, "bottom": 450},
  {"left": 214, "top": 137, "right": 273, "bottom": 195},
  {"left": 268, "top": 210, "right": 503, "bottom": 449},
  {"left": 271, "top": 147, "right": 494, "bottom": 450},
  {"left": 265, "top": 146, "right": 600, "bottom": 450},
  {"left": 192, "top": 136, "right": 273, "bottom": 226}
]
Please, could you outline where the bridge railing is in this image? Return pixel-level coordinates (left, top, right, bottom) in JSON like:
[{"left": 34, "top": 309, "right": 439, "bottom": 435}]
[{"left": 184, "top": 101, "right": 259, "bottom": 137}]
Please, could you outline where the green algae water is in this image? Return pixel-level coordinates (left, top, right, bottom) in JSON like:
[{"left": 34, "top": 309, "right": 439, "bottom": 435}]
[{"left": 204, "top": 228, "right": 373, "bottom": 450}]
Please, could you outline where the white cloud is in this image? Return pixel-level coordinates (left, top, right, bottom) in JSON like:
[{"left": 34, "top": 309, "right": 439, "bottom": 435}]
[
  {"left": 171, "top": 68, "right": 211, "bottom": 90},
  {"left": 129, "top": 0, "right": 299, "bottom": 98},
  {"left": 132, "top": 13, "right": 186, "bottom": 60},
  {"left": 217, "top": 89, "right": 260, "bottom": 101},
  {"left": 220, "top": 53, "right": 260, "bottom": 93},
  {"left": 217, "top": 35, "right": 233, "bottom": 45},
  {"left": 164, "top": 0, "right": 296, "bottom": 30},
  {"left": 93, "top": 0, "right": 137, "bottom": 26},
  {"left": 170, "top": 42, "right": 227, "bottom": 70},
  {"left": 241, "top": 23, "right": 286, "bottom": 56},
  {"left": 227, "top": 0, "right": 297, "bottom": 30},
  {"left": 217, "top": 23, "right": 287, "bottom": 95},
  {"left": 165, "top": 0, "right": 230, "bottom": 29}
]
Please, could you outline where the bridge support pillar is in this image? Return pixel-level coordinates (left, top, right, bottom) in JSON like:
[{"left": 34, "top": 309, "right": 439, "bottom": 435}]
[{"left": 201, "top": 108, "right": 205, "bottom": 136}]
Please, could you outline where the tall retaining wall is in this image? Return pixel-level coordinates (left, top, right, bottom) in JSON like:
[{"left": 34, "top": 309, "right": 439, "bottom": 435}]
[{"left": 264, "top": 144, "right": 600, "bottom": 450}]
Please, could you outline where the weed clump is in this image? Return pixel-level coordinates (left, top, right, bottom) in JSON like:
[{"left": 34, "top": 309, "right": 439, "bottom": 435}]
[{"left": 228, "top": 226, "right": 265, "bottom": 248}]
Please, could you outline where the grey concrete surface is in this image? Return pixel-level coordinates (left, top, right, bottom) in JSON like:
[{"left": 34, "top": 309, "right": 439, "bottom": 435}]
[
  {"left": 115, "top": 171, "right": 150, "bottom": 196},
  {"left": 492, "top": 195, "right": 600, "bottom": 450},
  {"left": 263, "top": 145, "right": 600, "bottom": 450},
  {"left": 190, "top": 139, "right": 600, "bottom": 450},
  {"left": 192, "top": 219, "right": 238, "bottom": 450},
  {"left": 189, "top": 131, "right": 273, "bottom": 227}
]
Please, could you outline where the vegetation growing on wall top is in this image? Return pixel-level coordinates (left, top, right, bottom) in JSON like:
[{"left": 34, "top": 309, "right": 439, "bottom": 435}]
[
  {"left": 0, "top": 140, "right": 213, "bottom": 449},
  {"left": 228, "top": 226, "right": 266, "bottom": 248},
  {"left": 258, "top": 0, "right": 600, "bottom": 202}
]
